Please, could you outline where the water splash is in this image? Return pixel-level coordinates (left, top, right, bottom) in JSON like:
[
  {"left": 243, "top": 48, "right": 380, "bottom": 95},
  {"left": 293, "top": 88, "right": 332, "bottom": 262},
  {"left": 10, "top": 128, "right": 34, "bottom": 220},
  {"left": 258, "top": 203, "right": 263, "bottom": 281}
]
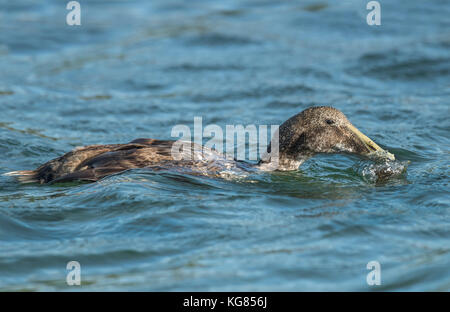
[{"left": 354, "top": 160, "right": 409, "bottom": 184}]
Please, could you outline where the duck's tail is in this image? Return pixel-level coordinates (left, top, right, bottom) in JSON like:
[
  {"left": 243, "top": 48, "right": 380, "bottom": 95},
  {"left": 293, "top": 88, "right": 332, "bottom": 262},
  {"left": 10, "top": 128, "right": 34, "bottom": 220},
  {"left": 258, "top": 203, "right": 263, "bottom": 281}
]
[{"left": 3, "top": 170, "right": 39, "bottom": 183}]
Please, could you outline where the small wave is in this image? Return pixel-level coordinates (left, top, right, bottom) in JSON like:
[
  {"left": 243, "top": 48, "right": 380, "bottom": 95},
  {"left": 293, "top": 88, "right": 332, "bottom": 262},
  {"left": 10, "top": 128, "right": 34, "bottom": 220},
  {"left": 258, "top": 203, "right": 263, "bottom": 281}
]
[
  {"left": 351, "top": 50, "right": 450, "bottom": 81},
  {"left": 185, "top": 33, "right": 258, "bottom": 47}
]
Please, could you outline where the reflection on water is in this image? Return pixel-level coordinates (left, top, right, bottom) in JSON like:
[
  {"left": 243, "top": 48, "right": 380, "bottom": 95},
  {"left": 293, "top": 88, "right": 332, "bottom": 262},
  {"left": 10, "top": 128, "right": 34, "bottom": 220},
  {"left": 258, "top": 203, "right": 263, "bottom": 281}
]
[{"left": 0, "top": 0, "right": 449, "bottom": 291}]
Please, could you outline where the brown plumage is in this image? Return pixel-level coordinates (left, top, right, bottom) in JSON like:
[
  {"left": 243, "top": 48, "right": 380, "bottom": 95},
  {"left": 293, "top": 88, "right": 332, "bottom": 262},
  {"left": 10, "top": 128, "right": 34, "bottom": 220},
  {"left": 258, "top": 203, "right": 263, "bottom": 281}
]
[{"left": 5, "top": 107, "right": 395, "bottom": 184}]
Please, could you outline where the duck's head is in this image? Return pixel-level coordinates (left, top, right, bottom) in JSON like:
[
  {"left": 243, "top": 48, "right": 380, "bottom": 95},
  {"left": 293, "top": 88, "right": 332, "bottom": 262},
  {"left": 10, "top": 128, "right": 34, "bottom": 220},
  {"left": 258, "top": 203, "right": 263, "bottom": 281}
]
[{"left": 271, "top": 106, "right": 395, "bottom": 170}]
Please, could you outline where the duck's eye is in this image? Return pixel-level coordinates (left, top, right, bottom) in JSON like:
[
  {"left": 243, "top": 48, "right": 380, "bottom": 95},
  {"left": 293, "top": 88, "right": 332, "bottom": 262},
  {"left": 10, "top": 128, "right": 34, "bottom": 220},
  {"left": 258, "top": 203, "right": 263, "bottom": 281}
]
[{"left": 326, "top": 119, "right": 334, "bottom": 125}]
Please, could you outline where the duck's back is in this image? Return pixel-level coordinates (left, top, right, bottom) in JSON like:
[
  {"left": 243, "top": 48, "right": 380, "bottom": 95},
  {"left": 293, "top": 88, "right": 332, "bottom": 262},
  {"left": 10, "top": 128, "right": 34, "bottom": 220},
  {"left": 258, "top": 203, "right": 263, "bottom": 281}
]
[{"left": 6, "top": 138, "right": 247, "bottom": 184}]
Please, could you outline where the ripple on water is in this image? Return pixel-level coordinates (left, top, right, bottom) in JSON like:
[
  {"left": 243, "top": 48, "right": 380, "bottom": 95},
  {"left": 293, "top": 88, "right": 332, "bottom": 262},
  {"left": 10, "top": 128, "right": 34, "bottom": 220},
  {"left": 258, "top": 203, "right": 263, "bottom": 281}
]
[{"left": 0, "top": 0, "right": 449, "bottom": 292}]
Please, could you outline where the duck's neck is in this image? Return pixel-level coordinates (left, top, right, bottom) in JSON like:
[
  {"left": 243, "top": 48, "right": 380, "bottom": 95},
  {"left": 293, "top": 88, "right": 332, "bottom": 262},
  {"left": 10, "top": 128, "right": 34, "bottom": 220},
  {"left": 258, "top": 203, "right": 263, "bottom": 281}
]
[
  {"left": 254, "top": 114, "right": 313, "bottom": 171},
  {"left": 256, "top": 156, "right": 308, "bottom": 171}
]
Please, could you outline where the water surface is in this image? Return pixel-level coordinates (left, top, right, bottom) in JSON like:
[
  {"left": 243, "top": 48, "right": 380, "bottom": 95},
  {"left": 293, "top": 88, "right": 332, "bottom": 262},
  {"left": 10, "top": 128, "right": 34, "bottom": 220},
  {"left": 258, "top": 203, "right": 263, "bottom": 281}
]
[{"left": 0, "top": 0, "right": 449, "bottom": 291}]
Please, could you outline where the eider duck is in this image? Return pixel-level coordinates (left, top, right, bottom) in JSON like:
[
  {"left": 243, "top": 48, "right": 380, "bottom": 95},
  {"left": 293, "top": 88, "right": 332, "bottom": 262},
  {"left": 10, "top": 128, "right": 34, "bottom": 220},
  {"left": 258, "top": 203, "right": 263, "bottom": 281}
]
[{"left": 6, "top": 106, "right": 395, "bottom": 184}]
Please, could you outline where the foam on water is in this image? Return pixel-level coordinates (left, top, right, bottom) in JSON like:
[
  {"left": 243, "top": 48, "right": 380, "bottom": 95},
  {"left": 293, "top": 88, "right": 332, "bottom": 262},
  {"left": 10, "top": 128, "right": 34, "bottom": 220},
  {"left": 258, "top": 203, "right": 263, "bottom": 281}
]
[{"left": 355, "top": 160, "right": 410, "bottom": 184}]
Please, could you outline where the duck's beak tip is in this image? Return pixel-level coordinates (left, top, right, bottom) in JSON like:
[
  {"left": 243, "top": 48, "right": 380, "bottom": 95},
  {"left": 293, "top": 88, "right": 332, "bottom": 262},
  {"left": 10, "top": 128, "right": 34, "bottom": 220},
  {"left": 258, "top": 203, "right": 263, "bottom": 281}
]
[
  {"left": 371, "top": 149, "right": 396, "bottom": 161},
  {"left": 347, "top": 124, "right": 395, "bottom": 161}
]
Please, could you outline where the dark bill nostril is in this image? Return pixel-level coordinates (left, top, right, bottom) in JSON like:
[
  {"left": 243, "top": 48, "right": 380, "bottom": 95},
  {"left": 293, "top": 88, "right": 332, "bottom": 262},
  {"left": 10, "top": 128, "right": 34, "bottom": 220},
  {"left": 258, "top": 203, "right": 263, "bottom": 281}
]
[{"left": 367, "top": 144, "right": 377, "bottom": 152}]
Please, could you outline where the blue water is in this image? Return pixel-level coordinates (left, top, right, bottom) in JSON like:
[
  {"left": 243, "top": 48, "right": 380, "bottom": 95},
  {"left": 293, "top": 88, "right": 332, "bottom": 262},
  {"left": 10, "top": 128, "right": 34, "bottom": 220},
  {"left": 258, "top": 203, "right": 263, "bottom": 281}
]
[{"left": 0, "top": 0, "right": 449, "bottom": 291}]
